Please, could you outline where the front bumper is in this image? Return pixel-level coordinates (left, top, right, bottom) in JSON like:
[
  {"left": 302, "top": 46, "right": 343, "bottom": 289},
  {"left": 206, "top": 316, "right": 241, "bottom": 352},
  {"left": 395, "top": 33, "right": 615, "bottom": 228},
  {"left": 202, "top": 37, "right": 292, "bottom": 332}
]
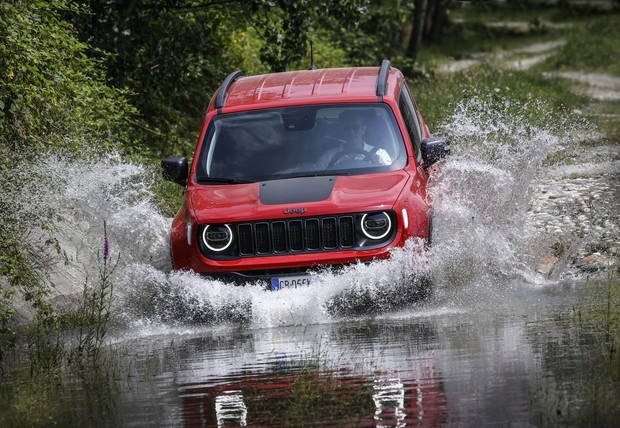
[{"left": 200, "top": 265, "right": 341, "bottom": 287}]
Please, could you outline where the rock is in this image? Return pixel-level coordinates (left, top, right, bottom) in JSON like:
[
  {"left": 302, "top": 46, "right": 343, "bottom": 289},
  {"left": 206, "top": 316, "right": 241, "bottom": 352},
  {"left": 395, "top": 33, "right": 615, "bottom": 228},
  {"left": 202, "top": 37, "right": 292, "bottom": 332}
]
[
  {"left": 575, "top": 253, "right": 609, "bottom": 272},
  {"left": 581, "top": 253, "right": 607, "bottom": 264},
  {"left": 536, "top": 256, "right": 559, "bottom": 276}
]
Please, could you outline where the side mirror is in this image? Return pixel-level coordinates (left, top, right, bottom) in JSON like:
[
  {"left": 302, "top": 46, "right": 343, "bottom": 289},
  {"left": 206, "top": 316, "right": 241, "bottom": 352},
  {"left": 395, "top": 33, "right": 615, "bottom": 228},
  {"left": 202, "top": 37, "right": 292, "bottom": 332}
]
[
  {"left": 421, "top": 136, "right": 450, "bottom": 168},
  {"left": 162, "top": 157, "right": 188, "bottom": 186}
]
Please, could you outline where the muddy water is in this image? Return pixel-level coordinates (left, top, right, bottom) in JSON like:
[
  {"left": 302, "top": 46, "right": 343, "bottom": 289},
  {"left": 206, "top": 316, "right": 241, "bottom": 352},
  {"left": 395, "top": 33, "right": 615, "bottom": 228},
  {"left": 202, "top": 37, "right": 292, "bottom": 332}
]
[{"left": 2, "top": 97, "right": 618, "bottom": 425}]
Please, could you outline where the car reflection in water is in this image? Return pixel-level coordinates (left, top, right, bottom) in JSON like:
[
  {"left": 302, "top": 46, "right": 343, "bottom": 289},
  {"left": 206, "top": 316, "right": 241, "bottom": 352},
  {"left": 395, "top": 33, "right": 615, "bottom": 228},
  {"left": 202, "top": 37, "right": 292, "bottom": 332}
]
[
  {"left": 179, "top": 354, "right": 447, "bottom": 427},
  {"left": 373, "top": 377, "right": 406, "bottom": 426},
  {"left": 373, "top": 354, "right": 447, "bottom": 427},
  {"left": 213, "top": 391, "right": 247, "bottom": 426}
]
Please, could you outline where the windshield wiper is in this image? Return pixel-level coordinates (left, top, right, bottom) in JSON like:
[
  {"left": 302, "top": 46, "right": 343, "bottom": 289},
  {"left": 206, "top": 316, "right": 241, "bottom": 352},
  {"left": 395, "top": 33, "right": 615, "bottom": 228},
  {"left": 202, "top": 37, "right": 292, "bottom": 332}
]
[{"left": 196, "top": 177, "right": 255, "bottom": 184}]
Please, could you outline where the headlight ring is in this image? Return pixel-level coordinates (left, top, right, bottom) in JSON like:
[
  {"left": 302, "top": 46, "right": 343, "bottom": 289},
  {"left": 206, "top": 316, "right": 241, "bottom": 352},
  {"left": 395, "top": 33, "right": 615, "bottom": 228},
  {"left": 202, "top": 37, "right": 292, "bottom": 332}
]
[
  {"left": 202, "top": 224, "right": 233, "bottom": 252},
  {"left": 360, "top": 212, "right": 392, "bottom": 240}
]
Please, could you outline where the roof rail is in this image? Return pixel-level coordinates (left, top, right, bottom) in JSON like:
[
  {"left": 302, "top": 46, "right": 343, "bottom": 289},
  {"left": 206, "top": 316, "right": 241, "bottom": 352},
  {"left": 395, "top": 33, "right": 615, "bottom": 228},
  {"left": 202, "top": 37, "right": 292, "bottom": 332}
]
[
  {"left": 215, "top": 70, "right": 244, "bottom": 113},
  {"left": 376, "top": 59, "right": 390, "bottom": 101}
]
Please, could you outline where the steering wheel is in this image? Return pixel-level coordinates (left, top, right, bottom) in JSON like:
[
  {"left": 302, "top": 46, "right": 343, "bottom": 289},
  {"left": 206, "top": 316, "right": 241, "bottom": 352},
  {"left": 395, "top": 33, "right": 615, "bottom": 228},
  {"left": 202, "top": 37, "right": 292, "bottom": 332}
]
[{"left": 328, "top": 148, "right": 370, "bottom": 168}]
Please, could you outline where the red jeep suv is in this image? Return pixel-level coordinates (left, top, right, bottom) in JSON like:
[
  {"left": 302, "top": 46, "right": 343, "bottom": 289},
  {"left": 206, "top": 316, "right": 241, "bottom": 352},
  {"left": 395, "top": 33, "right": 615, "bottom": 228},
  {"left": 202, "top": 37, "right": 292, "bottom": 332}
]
[{"left": 162, "top": 60, "right": 449, "bottom": 290}]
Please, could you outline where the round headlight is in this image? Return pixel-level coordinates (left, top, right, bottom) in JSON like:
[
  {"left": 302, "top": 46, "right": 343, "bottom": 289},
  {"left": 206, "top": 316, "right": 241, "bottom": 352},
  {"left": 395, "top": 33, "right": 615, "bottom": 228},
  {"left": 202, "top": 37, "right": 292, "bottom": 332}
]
[
  {"left": 202, "top": 224, "right": 233, "bottom": 252},
  {"left": 361, "top": 212, "right": 392, "bottom": 240}
]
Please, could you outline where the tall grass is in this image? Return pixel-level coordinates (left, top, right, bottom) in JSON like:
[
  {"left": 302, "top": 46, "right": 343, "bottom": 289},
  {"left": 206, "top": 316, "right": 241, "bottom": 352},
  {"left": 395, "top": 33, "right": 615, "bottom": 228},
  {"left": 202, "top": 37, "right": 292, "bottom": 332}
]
[
  {"left": 0, "top": 222, "right": 121, "bottom": 425},
  {"left": 2, "top": 222, "right": 119, "bottom": 376},
  {"left": 71, "top": 221, "right": 119, "bottom": 365},
  {"left": 554, "top": 261, "right": 620, "bottom": 425}
]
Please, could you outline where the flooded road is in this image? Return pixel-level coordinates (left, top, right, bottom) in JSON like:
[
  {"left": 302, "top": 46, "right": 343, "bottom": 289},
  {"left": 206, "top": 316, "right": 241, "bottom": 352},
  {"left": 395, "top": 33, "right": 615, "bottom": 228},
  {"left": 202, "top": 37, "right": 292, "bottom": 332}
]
[
  {"left": 15, "top": 279, "right": 606, "bottom": 426},
  {"left": 129, "top": 284, "right": 582, "bottom": 427}
]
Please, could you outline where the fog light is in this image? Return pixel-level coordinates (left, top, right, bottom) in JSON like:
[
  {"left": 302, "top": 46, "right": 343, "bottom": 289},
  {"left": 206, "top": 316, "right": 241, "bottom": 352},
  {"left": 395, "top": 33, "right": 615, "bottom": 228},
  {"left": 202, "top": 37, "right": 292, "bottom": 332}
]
[
  {"left": 202, "top": 224, "right": 233, "bottom": 252},
  {"left": 361, "top": 212, "right": 391, "bottom": 240}
]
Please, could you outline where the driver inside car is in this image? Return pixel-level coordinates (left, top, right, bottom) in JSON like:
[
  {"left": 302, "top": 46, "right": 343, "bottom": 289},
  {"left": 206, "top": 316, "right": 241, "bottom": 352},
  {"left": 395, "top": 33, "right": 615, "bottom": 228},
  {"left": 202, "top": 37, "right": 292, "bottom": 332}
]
[{"left": 316, "top": 111, "right": 392, "bottom": 169}]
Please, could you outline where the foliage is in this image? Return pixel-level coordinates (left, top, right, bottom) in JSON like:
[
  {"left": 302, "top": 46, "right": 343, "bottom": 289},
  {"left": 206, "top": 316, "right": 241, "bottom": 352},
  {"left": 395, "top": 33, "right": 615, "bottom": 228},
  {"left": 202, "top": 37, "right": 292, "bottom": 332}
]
[
  {"left": 335, "top": 0, "right": 413, "bottom": 67},
  {"left": 71, "top": 222, "right": 119, "bottom": 365},
  {"left": 242, "top": 356, "right": 374, "bottom": 424},
  {"left": 0, "top": 0, "right": 135, "bottom": 362},
  {"left": 0, "top": 0, "right": 137, "bottom": 152},
  {"left": 67, "top": 0, "right": 368, "bottom": 157},
  {"left": 246, "top": 0, "right": 367, "bottom": 72},
  {"left": 0, "top": 372, "right": 62, "bottom": 426},
  {"left": 274, "top": 369, "right": 373, "bottom": 423},
  {"left": 0, "top": 237, "right": 48, "bottom": 365},
  {"left": 0, "top": 149, "right": 57, "bottom": 364},
  {"left": 577, "top": 267, "right": 620, "bottom": 351},
  {"left": 3, "top": 221, "right": 119, "bottom": 377},
  {"left": 565, "top": 268, "right": 620, "bottom": 425}
]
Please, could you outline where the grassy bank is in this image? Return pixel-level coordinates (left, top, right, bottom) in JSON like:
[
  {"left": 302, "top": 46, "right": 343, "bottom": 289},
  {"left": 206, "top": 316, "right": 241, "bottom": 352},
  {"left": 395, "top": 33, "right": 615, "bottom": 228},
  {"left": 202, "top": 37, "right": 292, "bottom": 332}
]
[
  {"left": 413, "top": 6, "right": 620, "bottom": 149},
  {"left": 560, "top": 272, "right": 620, "bottom": 425}
]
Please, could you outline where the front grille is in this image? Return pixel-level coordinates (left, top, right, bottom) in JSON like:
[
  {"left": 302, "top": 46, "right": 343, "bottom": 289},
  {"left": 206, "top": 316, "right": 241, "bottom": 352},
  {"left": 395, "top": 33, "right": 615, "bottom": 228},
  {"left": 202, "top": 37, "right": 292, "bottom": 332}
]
[
  {"left": 236, "top": 215, "right": 355, "bottom": 257},
  {"left": 197, "top": 211, "right": 397, "bottom": 260}
]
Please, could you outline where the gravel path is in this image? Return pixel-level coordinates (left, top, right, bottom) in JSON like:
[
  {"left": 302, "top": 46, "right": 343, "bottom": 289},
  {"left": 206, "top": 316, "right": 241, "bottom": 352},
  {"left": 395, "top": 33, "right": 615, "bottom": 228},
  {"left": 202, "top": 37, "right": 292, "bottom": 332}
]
[
  {"left": 439, "top": 38, "right": 620, "bottom": 278},
  {"left": 438, "top": 39, "right": 567, "bottom": 73},
  {"left": 543, "top": 71, "right": 620, "bottom": 100}
]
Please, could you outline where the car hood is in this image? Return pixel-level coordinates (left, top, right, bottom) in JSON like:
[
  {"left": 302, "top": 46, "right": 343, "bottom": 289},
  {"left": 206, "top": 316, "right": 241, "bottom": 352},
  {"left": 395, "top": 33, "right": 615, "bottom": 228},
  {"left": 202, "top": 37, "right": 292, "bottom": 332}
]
[{"left": 188, "top": 171, "right": 410, "bottom": 223}]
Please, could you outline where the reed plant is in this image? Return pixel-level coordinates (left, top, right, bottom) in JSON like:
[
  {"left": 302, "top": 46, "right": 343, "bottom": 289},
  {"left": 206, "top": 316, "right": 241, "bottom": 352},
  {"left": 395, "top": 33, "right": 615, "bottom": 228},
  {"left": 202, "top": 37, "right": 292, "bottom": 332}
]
[
  {"left": 71, "top": 221, "right": 119, "bottom": 366},
  {"left": 0, "top": 222, "right": 121, "bottom": 425},
  {"left": 4, "top": 221, "right": 120, "bottom": 376}
]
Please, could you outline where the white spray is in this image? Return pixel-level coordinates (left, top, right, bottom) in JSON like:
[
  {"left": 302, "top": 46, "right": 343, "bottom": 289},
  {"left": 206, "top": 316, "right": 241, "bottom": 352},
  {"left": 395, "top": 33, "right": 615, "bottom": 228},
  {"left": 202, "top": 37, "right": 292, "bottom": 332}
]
[{"left": 11, "top": 96, "right": 592, "bottom": 329}]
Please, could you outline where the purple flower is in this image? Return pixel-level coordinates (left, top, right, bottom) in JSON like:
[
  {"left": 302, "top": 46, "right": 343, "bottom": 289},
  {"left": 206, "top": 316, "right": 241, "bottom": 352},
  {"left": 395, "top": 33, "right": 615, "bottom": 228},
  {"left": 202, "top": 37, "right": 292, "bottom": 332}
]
[{"left": 103, "top": 221, "right": 110, "bottom": 265}]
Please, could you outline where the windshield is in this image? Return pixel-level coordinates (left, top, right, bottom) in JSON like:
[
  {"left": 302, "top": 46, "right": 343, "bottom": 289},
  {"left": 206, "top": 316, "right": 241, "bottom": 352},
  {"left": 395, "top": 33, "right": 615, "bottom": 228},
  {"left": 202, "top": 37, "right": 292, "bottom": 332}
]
[{"left": 195, "top": 103, "right": 407, "bottom": 183}]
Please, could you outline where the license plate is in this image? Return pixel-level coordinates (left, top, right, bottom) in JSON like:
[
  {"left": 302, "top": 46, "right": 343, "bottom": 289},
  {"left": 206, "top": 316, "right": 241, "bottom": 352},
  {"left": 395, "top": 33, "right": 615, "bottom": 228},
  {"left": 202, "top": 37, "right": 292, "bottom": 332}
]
[{"left": 271, "top": 275, "right": 311, "bottom": 291}]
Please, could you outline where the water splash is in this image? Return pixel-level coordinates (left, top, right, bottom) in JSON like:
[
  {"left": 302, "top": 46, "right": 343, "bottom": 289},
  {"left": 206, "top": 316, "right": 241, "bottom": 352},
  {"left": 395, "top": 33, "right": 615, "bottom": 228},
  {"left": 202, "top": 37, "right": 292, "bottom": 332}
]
[
  {"left": 25, "top": 153, "right": 431, "bottom": 329},
  {"left": 119, "top": 239, "right": 431, "bottom": 328},
  {"left": 428, "top": 96, "right": 592, "bottom": 293},
  {"left": 28, "top": 153, "right": 171, "bottom": 311},
  {"left": 8, "top": 96, "right": 596, "bottom": 330}
]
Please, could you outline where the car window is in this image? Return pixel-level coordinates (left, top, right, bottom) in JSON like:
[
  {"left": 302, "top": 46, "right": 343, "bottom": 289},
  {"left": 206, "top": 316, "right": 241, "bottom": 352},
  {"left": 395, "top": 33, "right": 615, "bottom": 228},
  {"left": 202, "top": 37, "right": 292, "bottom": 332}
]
[
  {"left": 398, "top": 82, "right": 423, "bottom": 161},
  {"left": 195, "top": 103, "right": 407, "bottom": 183}
]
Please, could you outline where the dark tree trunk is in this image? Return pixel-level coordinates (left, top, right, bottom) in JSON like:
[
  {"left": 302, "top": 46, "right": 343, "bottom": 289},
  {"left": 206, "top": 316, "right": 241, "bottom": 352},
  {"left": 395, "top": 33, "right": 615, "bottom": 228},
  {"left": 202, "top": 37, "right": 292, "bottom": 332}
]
[
  {"left": 428, "top": 0, "right": 449, "bottom": 43},
  {"left": 406, "top": 0, "right": 428, "bottom": 62},
  {"left": 423, "top": 0, "right": 436, "bottom": 42}
]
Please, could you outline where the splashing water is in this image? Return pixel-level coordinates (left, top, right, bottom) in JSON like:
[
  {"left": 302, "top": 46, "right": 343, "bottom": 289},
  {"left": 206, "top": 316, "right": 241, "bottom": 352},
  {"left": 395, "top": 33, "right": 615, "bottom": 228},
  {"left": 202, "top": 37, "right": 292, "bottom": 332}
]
[
  {"left": 428, "top": 96, "right": 592, "bottom": 292},
  {"left": 10, "top": 96, "right": 593, "bottom": 330},
  {"left": 38, "top": 153, "right": 169, "bottom": 283},
  {"left": 120, "top": 238, "right": 431, "bottom": 328}
]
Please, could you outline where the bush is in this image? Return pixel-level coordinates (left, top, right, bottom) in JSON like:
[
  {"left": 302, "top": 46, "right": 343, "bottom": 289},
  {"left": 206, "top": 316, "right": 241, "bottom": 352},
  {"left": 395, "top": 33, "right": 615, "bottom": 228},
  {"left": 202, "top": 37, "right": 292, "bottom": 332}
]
[
  {"left": 0, "top": 0, "right": 136, "bottom": 358},
  {"left": 0, "top": 0, "right": 137, "bottom": 152}
]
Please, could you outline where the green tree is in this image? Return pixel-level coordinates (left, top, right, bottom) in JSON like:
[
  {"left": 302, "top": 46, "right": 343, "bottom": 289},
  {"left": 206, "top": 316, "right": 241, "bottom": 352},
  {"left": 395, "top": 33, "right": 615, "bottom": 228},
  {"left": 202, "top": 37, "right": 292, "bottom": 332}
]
[
  {"left": 406, "top": 0, "right": 453, "bottom": 63},
  {"left": 335, "top": 0, "right": 414, "bottom": 66},
  {"left": 68, "top": 0, "right": 367, "bottom": 156},
  {"left": 0, "top": 0, "right": 136, "bottom": 352},
  {"left": 0, "top": 0, "right": 136, "bottom": 152}
]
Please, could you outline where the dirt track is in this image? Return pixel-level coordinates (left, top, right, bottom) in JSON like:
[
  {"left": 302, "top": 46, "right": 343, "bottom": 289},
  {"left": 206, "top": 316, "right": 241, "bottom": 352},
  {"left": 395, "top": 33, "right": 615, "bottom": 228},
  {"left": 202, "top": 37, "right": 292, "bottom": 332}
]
[{"left": 439, "top": 39, "right": 620, "bottom": 278}]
